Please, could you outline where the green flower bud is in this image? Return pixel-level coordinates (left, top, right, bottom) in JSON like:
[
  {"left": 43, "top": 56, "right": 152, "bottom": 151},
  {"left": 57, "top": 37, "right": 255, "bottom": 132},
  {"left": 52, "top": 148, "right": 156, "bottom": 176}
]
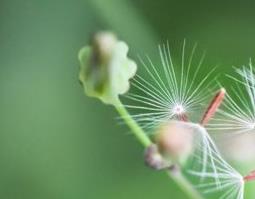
[{"left": 78, "top": 32, "right": 137, "bottom": 105}]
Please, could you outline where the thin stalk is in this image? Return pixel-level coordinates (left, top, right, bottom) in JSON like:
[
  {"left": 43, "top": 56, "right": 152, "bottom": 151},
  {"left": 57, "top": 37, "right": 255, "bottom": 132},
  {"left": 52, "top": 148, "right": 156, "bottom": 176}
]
[
  {"left": 244, "top": 170, "right": 255, "bottom": 182},
  {"left": 115, "top": 100, "right": 203, "bottom": 199},
  {"left": 115, "top": 100, "right": 151, "bottom": 147},
  {"left": 169, "top": 172, "right": 204, "bottom": 199},
  {"left": 200, "top": 88, "right": 226, "bottom": 126}
]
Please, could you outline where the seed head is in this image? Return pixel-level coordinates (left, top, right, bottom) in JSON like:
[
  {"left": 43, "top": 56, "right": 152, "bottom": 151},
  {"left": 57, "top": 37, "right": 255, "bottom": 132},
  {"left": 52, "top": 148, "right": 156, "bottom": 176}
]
[
  {"left": 206, "top": 60, "right": 255, "bottom": 135},
  {"left": 124, "top": 41, "right": 217, "bottom": 132}
]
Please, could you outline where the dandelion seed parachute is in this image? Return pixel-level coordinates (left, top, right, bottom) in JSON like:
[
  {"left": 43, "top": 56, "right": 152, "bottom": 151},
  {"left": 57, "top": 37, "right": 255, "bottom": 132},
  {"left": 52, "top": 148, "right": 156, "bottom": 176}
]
[
  {"left": 150, "top": 121, "right": 245, "bottom": 199},
  {"left": 206, "top": 60, "right": 255, "bottom": 135},
  {"left": 122, "top": 42, "right": 247, "bottom": 199},
  {"left": 185, "top": 123, "right": 244, "bottom": 199},
  {"left": 123, "top": 41, "right": 218, "bottom": 132}
]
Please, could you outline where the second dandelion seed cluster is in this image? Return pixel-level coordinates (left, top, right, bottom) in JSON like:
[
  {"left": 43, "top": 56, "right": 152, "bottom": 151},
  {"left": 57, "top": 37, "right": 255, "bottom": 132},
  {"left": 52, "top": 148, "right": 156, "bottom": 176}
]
[
  {"left": 79, "top": 32, "right": 255, "bottom": 199},
  {"left": 126, "top": 41, "right": 249, "bottom": 199}
]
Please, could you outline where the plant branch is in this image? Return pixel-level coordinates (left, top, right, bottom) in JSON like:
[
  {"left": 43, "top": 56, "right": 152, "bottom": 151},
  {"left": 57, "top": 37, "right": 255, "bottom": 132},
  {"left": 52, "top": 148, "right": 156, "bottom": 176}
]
[
  {"left": 115, "top": 100, "right": 151, "bottom": 147},
  {"left": 115, "top": 100, "right": 203, "bottom": 199}
]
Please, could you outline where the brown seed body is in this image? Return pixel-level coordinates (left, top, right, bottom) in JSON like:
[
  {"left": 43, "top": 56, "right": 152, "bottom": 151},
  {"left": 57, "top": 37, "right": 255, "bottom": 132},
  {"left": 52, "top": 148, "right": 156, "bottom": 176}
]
[{"left": 155, "top": 121, "right": 194, "bottom": 163}]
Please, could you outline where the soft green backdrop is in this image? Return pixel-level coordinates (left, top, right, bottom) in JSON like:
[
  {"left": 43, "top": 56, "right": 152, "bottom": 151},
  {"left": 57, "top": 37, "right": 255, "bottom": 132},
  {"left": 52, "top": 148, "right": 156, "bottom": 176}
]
[{"left": 1, "top": 0, "right": 255, "bottom": 198}]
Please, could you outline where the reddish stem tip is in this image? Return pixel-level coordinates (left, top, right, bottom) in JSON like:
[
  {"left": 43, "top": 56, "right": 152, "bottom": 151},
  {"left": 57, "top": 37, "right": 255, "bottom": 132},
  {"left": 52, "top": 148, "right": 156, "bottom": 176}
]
[
  {"left": 200, "top": 88, "right": 226, "bottom": 126},
  {"left": 244, "top": 170, "right": 255, "bottom": 182},
  {"left": 178, "top": 114, "right": 188, "bottom": 122}
]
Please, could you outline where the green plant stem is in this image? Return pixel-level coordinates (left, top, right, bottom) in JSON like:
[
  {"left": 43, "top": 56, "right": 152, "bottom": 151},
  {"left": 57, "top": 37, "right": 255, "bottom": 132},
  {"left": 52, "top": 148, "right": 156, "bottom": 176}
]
[
  {"left": 115, "top": 101, "right": 151, "bottom": 147},
  {"left": 169, "top": 172, "right": 204, "bottom": 199},
  {"left": 115, "top": 100, "right": 203, "bottom": 199}
]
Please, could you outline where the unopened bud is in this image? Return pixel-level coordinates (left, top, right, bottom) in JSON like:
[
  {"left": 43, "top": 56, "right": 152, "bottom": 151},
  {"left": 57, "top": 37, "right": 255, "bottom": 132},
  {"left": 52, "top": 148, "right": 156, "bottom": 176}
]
[{"left": 78, "top": 31, "right": 137, "bottom": 105}]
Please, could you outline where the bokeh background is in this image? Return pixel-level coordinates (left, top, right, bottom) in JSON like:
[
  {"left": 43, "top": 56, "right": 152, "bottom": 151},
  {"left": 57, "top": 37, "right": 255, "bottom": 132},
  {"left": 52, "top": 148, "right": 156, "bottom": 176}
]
[{"left": 1, "top": 0, "right": 255, "bottom": 198}]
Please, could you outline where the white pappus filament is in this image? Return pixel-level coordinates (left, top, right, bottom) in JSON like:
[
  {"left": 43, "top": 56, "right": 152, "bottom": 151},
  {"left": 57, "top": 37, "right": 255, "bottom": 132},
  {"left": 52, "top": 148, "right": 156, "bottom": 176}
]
[
  {"left": 124, "top": 40, "right": 217, "bottom": 132},
  {"left": 186, "top": 123, "right": 244, "bottom": 199},
  {"left": 122, "top": 42, "right": 252, "bottom": 199},
  {"left": 206, "top": 60, "right": 255, "bottom": 135}
]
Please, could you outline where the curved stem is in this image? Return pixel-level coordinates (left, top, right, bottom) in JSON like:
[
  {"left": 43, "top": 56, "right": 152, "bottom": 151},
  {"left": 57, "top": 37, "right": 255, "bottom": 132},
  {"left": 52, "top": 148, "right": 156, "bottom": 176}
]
[
  {"left": 115, "top": 100, "right": 151, "bottom": 147},
  {"left": 169, "top": 172, "right": 204, "bottom": 199},
  {"left": 114, "top": 100, "right": 203, "bottom": 199}
]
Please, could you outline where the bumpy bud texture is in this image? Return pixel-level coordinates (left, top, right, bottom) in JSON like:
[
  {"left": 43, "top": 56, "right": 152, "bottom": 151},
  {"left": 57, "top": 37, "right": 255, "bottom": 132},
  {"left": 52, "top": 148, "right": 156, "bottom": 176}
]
[{"left": 78, "top": 32, "right": 137, "bottom": 105}]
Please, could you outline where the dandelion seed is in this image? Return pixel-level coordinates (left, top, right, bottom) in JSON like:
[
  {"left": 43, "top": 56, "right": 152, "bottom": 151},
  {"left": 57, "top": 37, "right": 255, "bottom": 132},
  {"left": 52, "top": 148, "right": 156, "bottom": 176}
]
[
  {"left": 155, "top": 121, "right": 194, "bottom": 164},
  {"left": 122, "top": 41, "right": 247, "bottom": 199},
  {"left": 206, "top": 60, "right": 255, "bottom": 135},
  {"left": 186, "top": 123, "right": 245, "bottom": 199},
  {"left": 78, "top": 34, "right": 251, "bottom": 199},
  {"left": 146, "top": 120, "right": 245, "bottom": 199},
  {"left": 124, "top": 41, "right": 217, "bottom": 132}
]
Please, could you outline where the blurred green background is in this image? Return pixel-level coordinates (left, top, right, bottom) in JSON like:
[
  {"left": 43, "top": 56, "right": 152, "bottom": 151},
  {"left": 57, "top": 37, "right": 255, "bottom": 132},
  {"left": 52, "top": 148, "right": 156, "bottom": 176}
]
[{"left": 1, "top": 0, "right": 255, "bottom": 198}]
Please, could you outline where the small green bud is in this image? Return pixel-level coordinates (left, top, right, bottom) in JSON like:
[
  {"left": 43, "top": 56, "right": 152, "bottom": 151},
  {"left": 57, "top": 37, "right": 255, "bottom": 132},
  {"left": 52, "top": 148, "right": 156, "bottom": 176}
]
[{"left": 78, "top": 32, "right": 137, "bottom": 105}]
